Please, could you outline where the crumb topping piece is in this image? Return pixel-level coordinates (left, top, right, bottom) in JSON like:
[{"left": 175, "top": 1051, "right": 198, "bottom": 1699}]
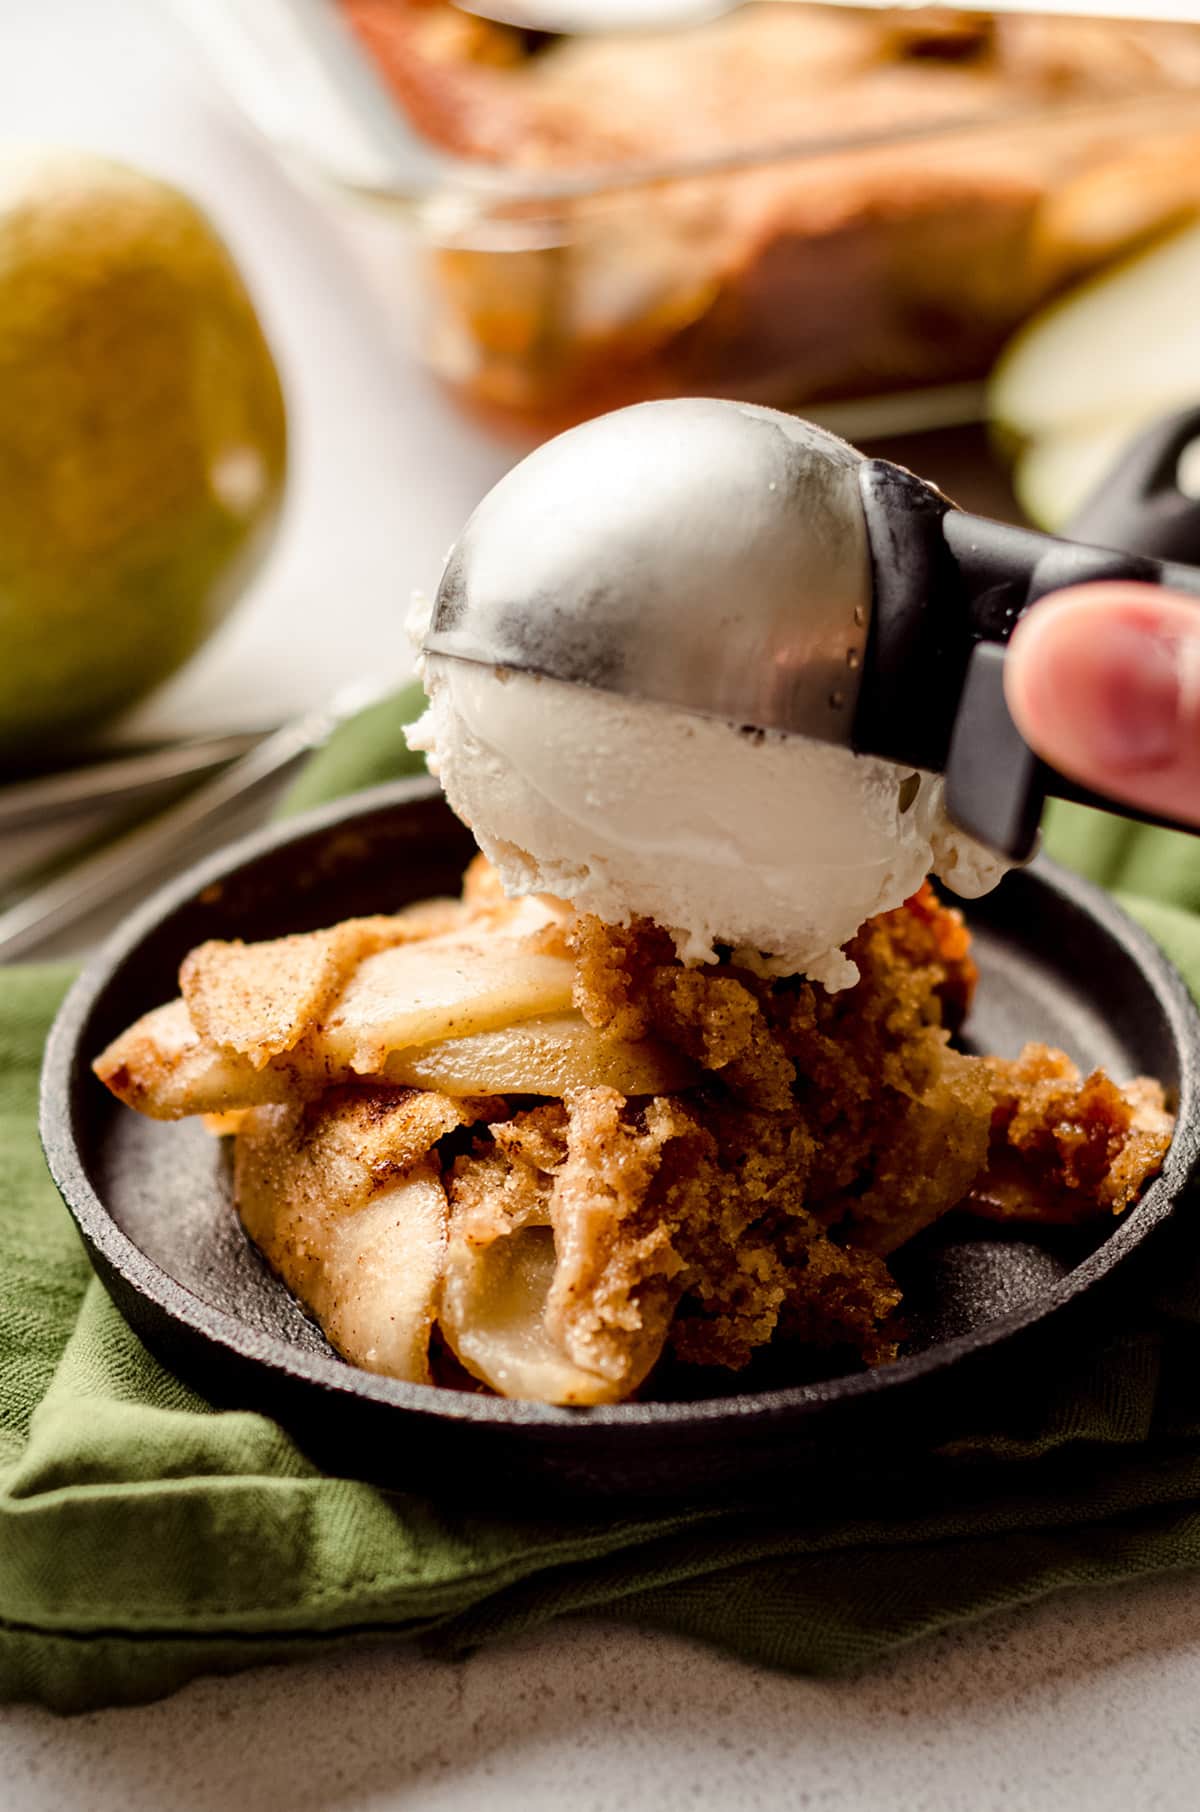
[{"left": 974, "top": 1044, "right": 1173, "bottom": 1223}]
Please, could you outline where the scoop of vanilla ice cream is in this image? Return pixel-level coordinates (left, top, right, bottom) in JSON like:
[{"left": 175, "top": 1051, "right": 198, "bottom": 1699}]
[{"left": 406, "top": 640, "right": 1010, "bottom": 992}]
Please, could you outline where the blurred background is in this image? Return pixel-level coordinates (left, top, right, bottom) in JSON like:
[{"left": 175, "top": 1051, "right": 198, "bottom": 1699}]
[{"left": 4, "top": 0, "right": 1200, "bottom": 955}]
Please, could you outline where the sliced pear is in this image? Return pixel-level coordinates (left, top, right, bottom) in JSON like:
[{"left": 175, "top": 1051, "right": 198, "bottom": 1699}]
[
  {"left": 323, "top": 931, "right": 575, "bottom": 1072},
  {"left": 439, "top": 1221, "right": 622, "bottom": 1406},
  {"left": 382, "top": 1013, "right": 697, "bottom": 1098},
  {"left": 179, "top": 889, "right": 569, "bottom": 1069},
  {"left": 95, "top": 998, "right": 694, "bottom": 1121},
  {"left": 98, "top": 918, "right": 578, "bottom": 1118},
  {"left": 181, "top": 900, "right": 468, "bottom": 1067},
  {"left": 235, "top": 1105, "right": 453, "bottom": 1384},
  {"left": 95, "top": 999, "right": 296, "bottom": 1120},
  {"left": 990, "top": 223, "right": 1200, "bottom": 449},
  {"left": 1012, "top": 415, "right": 1152, "bottom": 532},
  {"left": 317, "top": 1172, "right": 448, "bottom": 1383}
]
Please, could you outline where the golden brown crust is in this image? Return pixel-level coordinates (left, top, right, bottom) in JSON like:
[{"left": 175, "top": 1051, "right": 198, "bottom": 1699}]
[
  {"left": 300, "top": 1083, "right": 506, "bottom": 1175},
  {"left": 971, "top": 1044, "right": 1174, "bottom": 1224},
  {"left": 570, "top": 885, "right": 996, "bottom": 1264},
  {"left": 448, "top": 1102, "right": 565, "bottom": 1246},
  {"left": 341, "top": 3, "right": 1200, "bottom": 429},
  {"left": 341, "top": 4, "right": 1200, "bottom": 169}
]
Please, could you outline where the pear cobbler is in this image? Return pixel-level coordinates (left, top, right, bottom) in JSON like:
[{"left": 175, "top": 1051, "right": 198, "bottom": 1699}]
[
  {"left": 95, "top": 855, "right": 1172, "bottom": 1405},
  {"left": 341, "top": 1, "right": 1200, "bottom": 427}
]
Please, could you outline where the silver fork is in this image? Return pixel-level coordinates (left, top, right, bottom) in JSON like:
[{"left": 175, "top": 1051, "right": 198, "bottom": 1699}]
[
  {"left": 0, "top": 732, "right": 267, "bottom": 836},
  {"left": 0, "top": 681, "right": 394, "bottom": 963}
]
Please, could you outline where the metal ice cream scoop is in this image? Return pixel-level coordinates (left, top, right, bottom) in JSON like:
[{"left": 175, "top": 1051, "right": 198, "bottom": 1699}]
[{"left": 424, "top": 397, "right": 1200, "bottom": 862}]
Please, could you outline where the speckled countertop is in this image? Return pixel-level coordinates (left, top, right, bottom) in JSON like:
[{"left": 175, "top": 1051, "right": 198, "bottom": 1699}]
[
  {"left": 7, "top": 1576, "right": 1200, "bottom": 1809},
  {"left": 4, "top": 3, "right": 1199, "bottom": 1803}
]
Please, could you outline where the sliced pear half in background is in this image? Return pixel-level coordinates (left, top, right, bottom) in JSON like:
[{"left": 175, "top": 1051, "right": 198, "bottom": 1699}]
[
  {"left": 991, "top": 223, "right": 1200, "bottom": 531},
  {"left": 1011, "top": 417, "right": 1154, "bottom": 533}
]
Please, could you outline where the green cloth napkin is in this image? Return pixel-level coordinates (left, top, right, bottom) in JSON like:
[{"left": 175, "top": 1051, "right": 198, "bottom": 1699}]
[{"left": 4, "top": 691, "right": 1200, "bottom": 1714}]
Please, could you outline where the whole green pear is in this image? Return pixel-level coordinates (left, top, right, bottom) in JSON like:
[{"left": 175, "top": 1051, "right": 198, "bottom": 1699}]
[{"left": 0, "top": 152, "right": 287, "bottom": 760}]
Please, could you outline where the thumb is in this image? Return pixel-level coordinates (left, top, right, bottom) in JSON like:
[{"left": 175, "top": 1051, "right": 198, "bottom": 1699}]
[{"left": 1004, "top": 582, "right": 1200, "bottom": 829}]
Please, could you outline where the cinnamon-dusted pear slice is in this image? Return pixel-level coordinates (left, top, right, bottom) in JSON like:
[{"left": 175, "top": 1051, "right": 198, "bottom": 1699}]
[
  {"left": 439, "top": 1221, "right": 624, "bottom": 1406},
  {"left": 181, "top": 899, "right": 469, "bottom": 1069},
  {"left": 95, "top": 999, "right": 298, "bottom": 1120},
  {"left": 180, "top": 886, "right": 570, "bottom": 1071},
  {"left": 95, "top": 1001, "right": 692, "bottom": 1120},
  {"left": 233, "top": 1090, "right": 493, "bottom": 1383},
  {"left": 381, "top": 1014, "right": 697, "bottom": 1098},
  {"left": 326, "top": 925, "right": 575, "bottom": 1072}
]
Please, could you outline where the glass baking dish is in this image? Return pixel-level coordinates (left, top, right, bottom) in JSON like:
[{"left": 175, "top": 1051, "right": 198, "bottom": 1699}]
[{"left": 171, "top": 0, "right": 1200, "bottom": 440}]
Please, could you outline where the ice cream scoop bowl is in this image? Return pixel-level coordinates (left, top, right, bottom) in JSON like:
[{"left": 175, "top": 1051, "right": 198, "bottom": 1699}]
[
  {"left": 423, "top": 397, "right": 1200, "bottom": 866},
  {"left": 429, "top": 399, "right": 871, "bottom": 753}
]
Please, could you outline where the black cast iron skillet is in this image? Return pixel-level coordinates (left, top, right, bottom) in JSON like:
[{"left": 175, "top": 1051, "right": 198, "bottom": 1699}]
[{"left": 40, "top": 779, "right": 1200, "bottom": 1503}]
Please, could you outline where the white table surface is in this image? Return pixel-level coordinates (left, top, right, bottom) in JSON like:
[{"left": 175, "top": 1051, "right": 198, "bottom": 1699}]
[{"left": 4, "top": 1, "right": 1200, "bottom": 1802}]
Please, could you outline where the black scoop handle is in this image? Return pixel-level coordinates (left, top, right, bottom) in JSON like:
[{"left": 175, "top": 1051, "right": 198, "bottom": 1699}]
[
  {"left": 857, "top": 406, "right": 1200, "bottom": 860},
  {"left": 1067, "top": 405, "right": 1200, "bottom": 565}
]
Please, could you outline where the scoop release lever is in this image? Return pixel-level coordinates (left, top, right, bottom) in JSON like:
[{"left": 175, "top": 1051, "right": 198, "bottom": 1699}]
[{"left": 854, "top": 409, "right": 1200, "bottom": 861}]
